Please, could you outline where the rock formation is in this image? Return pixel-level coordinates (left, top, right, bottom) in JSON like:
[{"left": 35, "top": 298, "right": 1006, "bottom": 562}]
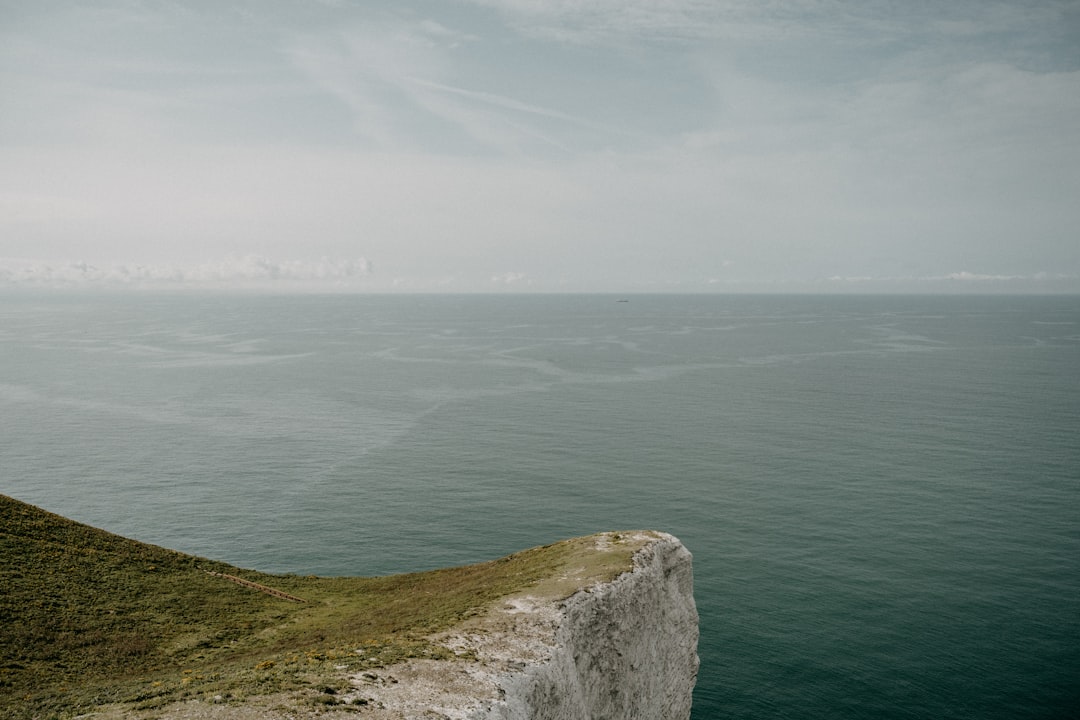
[
  {"left": 347, "top": 531, "right": 699, "bottom": 719},
  {"left": 10, "top": 514, "right": 700, "bottom": 720}
]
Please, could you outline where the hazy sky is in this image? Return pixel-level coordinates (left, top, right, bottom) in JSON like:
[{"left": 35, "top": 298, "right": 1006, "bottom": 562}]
[{"left": 2, "top": 0, "right": 1078, "bottom": 292}]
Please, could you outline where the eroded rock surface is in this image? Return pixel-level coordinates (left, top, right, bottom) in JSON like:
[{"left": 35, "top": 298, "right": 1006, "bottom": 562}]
[{"left": 347, "top": 531, "right": 699, "bottom": 720}]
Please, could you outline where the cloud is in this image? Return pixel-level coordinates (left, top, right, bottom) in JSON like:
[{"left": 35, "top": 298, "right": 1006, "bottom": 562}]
[
  {"left": 490, "top": 271, "right": 530, "bottom": 286},
  {"left": 288, "top": 18, "right": 534, "bottom": 153},
  {"left": 938, "top": 271, "right": 1041, "bottom": 282},
  {"left": 0, "top": 256, "right": 372, "bottom": 290},
  {"left": 822, "top": 271, "right": 1076, "bottom": 286},
  {"left": 405, "top": 77, "right": 628, "bottom": 137},
  {"left": 287, "top": 24, "right": 435, "bottom": 150},
  {"left": 1, "top": 2, "right": 1076, "bottom": 294},
  {"left": 461, "top": 0, "right": 1072, "bottom": 52},
  {"left": 286, "top": 16, "right": 624, "bottom": 155},
  {"left": 457, "top": 0, "right": 734, "bottom": 44}
]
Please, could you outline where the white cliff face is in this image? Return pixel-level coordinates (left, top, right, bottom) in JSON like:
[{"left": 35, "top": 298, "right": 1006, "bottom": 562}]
[
  {"left": 348, "top": 532, "right": 699, "bottom": 720},
  {"left": 493, "top": 533, "right": 699, "bottom": 720}
]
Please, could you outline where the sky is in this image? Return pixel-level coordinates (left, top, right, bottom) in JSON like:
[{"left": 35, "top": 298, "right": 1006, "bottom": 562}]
[{"left": 1, "top": 0, "right": 1079, "bottom": 293}]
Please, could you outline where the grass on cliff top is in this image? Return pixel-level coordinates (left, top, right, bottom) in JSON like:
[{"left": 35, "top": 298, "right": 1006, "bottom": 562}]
[{"left": 0, "top": 493, "right": 644, "bottom": 719}]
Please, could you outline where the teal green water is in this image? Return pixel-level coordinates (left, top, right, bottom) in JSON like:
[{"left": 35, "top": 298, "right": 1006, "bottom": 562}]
[{"left": 2, "top": 293, "right": 1078, "bottom": 718}]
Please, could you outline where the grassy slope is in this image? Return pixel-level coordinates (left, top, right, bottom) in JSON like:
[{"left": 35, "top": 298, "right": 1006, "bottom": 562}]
[{"left": 0, "top": 494, "right": 638, "bottom": 718}]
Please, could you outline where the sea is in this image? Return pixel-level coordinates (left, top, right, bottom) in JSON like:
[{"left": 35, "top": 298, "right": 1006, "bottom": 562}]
[{"left": 1, "top": 292, "right": 1078, "bottom": 719}]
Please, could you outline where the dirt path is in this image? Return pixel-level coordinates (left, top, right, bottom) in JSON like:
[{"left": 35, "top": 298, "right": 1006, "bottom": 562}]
[{"left": 204, "top": 571, "right": 307, "bottom": 603}]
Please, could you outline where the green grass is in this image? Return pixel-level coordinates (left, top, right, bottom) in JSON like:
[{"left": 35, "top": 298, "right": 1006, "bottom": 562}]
[{"left": 0, "top": 494, "right": 641, "bottom": 718}]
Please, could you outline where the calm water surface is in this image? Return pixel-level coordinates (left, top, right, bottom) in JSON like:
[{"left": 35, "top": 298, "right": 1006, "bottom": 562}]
[{"left": 2, "top": 293, "right": 1078, "bottom": 718}]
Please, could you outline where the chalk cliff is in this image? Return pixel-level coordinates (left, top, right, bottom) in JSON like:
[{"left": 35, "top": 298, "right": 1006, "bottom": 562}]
[
  {"left": 48, "top": 527, "right": 698, "bottom": 720},
  {"left": 348, "top": 531, "right": 699, "bottom": 720}
]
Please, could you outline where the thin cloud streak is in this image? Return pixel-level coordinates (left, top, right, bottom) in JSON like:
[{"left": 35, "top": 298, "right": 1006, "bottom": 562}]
[
  {"left": 405, "top": 76, "right": 635, "bottom": 138},
  {"left": 0, "top": 256, "right": 372, "bottom": 290},
  {"left": 462, "top": 0, "right": 1072, "bottom": 52},
  {"left": 286, "top": 19, "right": 626, "bottom": 154}
]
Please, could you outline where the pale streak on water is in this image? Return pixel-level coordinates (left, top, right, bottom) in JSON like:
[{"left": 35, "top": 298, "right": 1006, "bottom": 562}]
[{"left": 1, "top": 292, "right": 1078, "bottom": 719}]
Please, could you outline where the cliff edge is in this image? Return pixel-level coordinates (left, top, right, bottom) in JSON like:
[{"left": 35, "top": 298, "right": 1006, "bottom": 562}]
[
  {"left": 2, "top": 493, "right": 697, "bottom": 720},
  {"left": 344, "top": 531, "right": 699, "bottom": 719}
]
